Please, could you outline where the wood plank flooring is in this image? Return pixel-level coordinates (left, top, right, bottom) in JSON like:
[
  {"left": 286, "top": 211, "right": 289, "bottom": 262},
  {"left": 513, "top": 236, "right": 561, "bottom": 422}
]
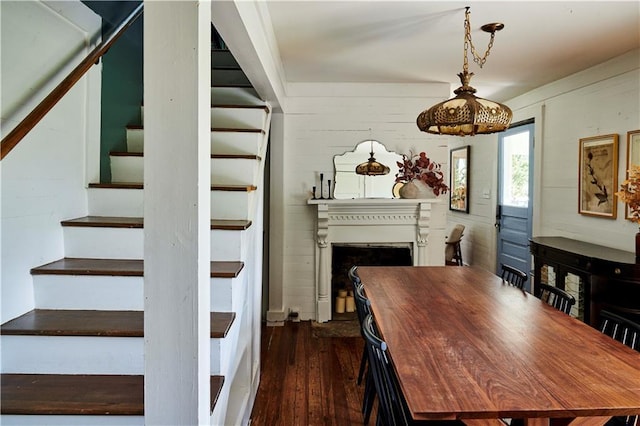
[{"left": 250, "top": 321, "right": 368, "bottom": 425}]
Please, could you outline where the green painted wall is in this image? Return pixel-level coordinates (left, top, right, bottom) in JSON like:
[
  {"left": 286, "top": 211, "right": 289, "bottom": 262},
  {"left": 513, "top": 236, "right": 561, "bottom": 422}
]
[
  {"left": 100, "top": 25, "right": 142, "bottom": 182},
  {"left": 83, "top": 1, "right": 143, "bottom": 182}
]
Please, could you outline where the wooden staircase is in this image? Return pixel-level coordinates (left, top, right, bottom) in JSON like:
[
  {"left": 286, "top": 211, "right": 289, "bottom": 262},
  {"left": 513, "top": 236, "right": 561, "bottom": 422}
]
[{"left": 1, "top": 48, "right": 270, "bottom": 425}]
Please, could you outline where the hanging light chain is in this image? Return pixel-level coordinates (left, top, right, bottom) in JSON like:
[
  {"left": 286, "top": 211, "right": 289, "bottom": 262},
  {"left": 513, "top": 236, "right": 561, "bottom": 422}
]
[{"left": 464, "top": 7, "right": 497, "bottom": 70}]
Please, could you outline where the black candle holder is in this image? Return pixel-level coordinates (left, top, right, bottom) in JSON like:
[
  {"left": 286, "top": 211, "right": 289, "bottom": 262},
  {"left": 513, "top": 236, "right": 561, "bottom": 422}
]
[
  {"left": 327, "top": 179, "right": 332, "bottom": 199},
  {"left": 319, "top": 173, "right": 325, "bottom": 199},
  {"left": 312, "top": 186, "right": 317, "bottom": 200}
]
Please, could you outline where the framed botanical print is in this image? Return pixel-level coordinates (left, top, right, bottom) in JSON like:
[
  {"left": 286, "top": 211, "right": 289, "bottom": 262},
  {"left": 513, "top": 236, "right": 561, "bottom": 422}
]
[
  {"left": 450, "top": 146, "right": 469, "bottom": 213},
  {"left": 624, "top": 130, "right": 640, "bottom": 220},
  {"left": 578, "top": 134, "right": 618, "bottom": 218}
]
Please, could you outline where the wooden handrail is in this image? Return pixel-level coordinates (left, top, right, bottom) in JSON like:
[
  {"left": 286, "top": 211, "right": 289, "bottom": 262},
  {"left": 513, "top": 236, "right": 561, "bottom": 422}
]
[{"left": 0, "top": 3, "right": 144, "bottom": 160}]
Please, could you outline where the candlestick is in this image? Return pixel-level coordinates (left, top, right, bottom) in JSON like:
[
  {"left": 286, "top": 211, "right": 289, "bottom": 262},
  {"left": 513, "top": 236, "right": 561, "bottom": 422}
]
[
  {"left": 312, "top": 186, "right": 317, "bottom": 199},
  {"left": 327, "top": 179, "right": 332, "bottom": 199},
  {"left": 319, "top": 173, "right": 325, "bottom": 199}
]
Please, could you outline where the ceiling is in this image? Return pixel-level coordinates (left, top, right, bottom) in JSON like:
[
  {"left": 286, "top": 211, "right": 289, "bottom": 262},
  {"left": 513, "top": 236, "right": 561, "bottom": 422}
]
[{"left": 264, "top": 1, "right": 640, "bottom": 101}]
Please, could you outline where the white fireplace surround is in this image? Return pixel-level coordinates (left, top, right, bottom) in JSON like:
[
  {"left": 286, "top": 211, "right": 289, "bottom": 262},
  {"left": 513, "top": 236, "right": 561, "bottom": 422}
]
[{"left": 308, "top": 198, "right": 446, "bottom": 322}]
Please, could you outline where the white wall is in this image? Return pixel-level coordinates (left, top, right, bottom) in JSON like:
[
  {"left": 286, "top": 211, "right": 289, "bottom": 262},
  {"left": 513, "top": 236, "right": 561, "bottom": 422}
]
[
  {"left": 448, "top": 49, "right": 640, "bottom": 273},
  {"left": 1, "top": 1, "right": 101, "bottom": 322},
  {"left": 270, "top": 82, "right": 453, "bottom": 320}
]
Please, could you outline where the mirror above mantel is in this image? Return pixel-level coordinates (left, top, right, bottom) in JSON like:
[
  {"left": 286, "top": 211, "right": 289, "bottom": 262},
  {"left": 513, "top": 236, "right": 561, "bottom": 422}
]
[{"left": 333, "top": 140, "right": 402, "bottom": 199}]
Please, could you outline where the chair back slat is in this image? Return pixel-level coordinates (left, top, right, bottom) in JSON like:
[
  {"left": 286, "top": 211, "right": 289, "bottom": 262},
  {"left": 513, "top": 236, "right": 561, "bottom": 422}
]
[
  {"left": 354, "top": 282, "right": 371, "bottom": 326},
  {"left": 600, "top": 310, "right": 640, "bottom": 351},
  {"left": 500, "top": 264, "right": 528, "bottom": 289},
  {"left": 348, "top": 265, "right": 361, "bottom": 286},
  {"left": 361, "top": 314, "right": 410, "bottom": 426},
  {"left": 538, "top": 283, "right": 576, "bottom": 315},
  {"left": 599, "top": 310, "right": 640, "bottom": 426}
]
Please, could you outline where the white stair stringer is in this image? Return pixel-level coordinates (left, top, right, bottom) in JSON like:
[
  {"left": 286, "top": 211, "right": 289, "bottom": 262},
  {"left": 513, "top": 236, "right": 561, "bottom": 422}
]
[{"left": 217, "top": 101, "right": 271, "bottom": 426}]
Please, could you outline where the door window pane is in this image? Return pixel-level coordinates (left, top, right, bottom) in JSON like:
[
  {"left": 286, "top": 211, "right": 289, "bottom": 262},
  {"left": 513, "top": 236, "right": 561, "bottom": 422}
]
[{"left": 501, "top": 131, "right": 530, "bottom": 207}]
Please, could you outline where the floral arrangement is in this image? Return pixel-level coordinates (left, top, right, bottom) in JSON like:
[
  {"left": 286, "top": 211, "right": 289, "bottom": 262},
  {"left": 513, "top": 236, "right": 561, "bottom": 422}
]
[
  {"left": 395, "top": 151, "right": 449, "bottom": 196},
  {"left": 615, "top": 164, "right": 640, "bottom": 223}
]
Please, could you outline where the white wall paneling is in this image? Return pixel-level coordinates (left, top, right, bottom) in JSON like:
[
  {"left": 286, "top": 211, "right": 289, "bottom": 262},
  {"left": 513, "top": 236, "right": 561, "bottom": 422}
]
[{"left": 0, "top": 1, "right": 100, "bottom": 323}]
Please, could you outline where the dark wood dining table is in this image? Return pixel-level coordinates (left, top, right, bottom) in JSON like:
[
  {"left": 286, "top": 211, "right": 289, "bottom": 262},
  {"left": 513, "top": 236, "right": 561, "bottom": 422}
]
[{"left": 356, "top": 266, "right": 640, "bottom": 425}]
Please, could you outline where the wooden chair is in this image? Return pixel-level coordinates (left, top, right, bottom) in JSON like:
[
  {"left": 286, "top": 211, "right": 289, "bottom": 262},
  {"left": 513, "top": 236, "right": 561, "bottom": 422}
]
[
  {"left": 599, "top": 309, "right": 640, "bottom": 351},
  {"left": 500, "top": 264, "right": 527, "bottom": 290},
  {"left": 445, "top": 224, "right": 465, "bottom": 266},
  {"left": 353, "top": 283, "right": 376, "bottom": 424},
  {"left": 597, "top": 310, "right": 640, "bottom": 426},
  {"left": 362, "top": 313, "right": 411, "bottom": 426},
  {"left": 350, "top": 265, "right": 376, "bottom": 424},
  {"left": 349, "top": 265, "right": 361, "bottom": 287},
  {"left": 537, "top": 283, "right": 576, "bottom": 315},
  {"left": 348, "top": 266, "right": 367, "bottom": 384},
  {"left": 361, "top": 314, "right": 469, "bottom": 426}
]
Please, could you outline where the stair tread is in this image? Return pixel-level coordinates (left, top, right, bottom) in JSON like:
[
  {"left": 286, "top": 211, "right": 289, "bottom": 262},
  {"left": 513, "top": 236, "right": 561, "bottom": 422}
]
[
  {"left": 211, "top": 83, "right": 253, "bottom": 88},
  {"left": 1, "top": 373, "right": 224, "bottom": 415},
  {"left": 1, "top": 309, "right": 235, "bottom": 338},
  {"left": 109, "top": 151, "right": 261, "bottom": 161},
  {"left": 127, "top": 124, "right": 265, "bottom": 133},
  {"left": 30, "top": 258, "right": 244, "bottom": 278},
  {"left": 61, "top": 216, "right": 252, "bottom": 230},
  {"left": 138, "top": 104, "right": 267, "bottom": 111},
  {"left": 88, "top": 182, "right": 257, "bottom": 192}
]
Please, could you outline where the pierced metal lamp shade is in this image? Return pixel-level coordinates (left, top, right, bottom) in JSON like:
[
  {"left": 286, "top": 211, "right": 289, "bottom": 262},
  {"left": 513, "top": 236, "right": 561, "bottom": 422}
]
[
  {"left": 356, "top": 154, "right": 390, "bottom": 176},
  {"left": 417, "top": 71, "right": 512, "bottom": 136}
]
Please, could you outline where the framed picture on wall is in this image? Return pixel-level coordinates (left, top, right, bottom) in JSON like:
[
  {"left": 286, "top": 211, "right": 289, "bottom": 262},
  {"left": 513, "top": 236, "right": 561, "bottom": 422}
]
[
  {"left": 450, "top": 146, "right": 469, "bottom": 213},
  {"left": 578, "top": 134, "right": 618, "bottom": 218},
  {"left": 624, "top": 130, "right": 640, "bottom": 220}
]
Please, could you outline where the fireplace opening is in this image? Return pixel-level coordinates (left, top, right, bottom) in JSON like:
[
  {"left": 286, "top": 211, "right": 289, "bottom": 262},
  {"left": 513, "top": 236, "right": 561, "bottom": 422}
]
[{"left": 331, "top": 244, "right": 412, "bottom": 320}]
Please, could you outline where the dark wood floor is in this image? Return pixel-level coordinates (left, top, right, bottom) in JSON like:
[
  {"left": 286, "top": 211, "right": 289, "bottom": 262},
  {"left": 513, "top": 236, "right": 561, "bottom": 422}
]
[{"left": 250, "top": 320, "right": 368, "bottom": 425}]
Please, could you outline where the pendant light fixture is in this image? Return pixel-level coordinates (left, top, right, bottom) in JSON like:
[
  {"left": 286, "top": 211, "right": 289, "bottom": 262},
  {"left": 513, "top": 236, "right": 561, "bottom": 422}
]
[
  {"left": 356, "top": 140, "right": 390, "bottom": 176},
  {"left": 417, "top": 7, "right": 512, "bottom": 136}
]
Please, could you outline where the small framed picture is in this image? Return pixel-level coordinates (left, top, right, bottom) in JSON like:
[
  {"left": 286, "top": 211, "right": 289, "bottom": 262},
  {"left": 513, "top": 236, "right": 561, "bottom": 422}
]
[
  {"left": 624, "top": 130, "right": 640, "bottom": 220},
  {"left": 449, "top": 146, "right": 469, "bottom": 213},
  {"left": 578, "top": 134, "right": 618, "bottom": 218}
]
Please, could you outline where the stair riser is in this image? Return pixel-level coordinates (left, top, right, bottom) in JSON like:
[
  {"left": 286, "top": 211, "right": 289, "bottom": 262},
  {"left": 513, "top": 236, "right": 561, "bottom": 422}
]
[
  {"left": 32, "top": 275, "right": 242, "bottom": 312},
  {"left": 212, "top": 107, "right": 267, "bottom": 130},
  {"left": 87, "top": 188, "right": 253, "bottom": 220},
  {"left": 211, "top": 87, "right": 262, "bottom": 106},
  {"left": 141, "top": 106, "right": 266, "bottom": 131},
  {"left": 63, "top": 227, "right": 245, "bottom": 261},
  {"left": 1, "top": 336, "right": 225, "bottom": 375},
  {"left": 212, "top": 131, "right": 263, "bottom": 156},
  {"left": 0, "top": 415, "right": 143, "bottom": 426},
  {"left": 126, "top": 129, "right": 263, "bottom": 156},
  {"left": 212, "top": 49, "right": 239, "bottom": 68},
  {"left": 212, "top": 68, "right": 251, "bottom": 87},
  {"left": 34, "top": 276, "right": 142, "bottom": 311},
  {"left": 110, "top": 156, "right": 260, "bottom": 186}
]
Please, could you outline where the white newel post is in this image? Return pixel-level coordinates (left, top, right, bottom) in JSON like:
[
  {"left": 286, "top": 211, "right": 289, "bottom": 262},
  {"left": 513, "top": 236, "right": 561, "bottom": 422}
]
[
  {"left": 309, "top": 199, "right": 446, "bottom": 322},
  {"left": 144, "top": 2, "right": 211, "bottom": 425}
]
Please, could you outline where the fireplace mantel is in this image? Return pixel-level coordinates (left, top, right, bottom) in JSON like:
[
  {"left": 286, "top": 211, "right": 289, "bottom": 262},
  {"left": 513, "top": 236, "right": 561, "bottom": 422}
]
[{"left": 308, "top": 198, "right": 446, "bottom": 322}]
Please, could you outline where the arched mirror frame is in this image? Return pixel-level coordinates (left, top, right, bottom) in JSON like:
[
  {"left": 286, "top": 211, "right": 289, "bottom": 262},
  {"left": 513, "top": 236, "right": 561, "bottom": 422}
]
[{"left": 333, "top": 140, "right": 403, "bottom": 199}]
